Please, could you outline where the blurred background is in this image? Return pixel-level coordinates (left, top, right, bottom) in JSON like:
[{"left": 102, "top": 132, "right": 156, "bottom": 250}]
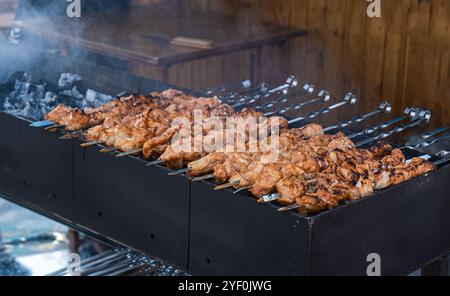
[{"left": 0, "top": 0, "right": 448, "bottom": 127}]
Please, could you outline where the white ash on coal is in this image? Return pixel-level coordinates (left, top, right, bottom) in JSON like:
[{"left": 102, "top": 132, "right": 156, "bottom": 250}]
[{"left": 2, "top": 72, "right": 114, "bottom": 120}]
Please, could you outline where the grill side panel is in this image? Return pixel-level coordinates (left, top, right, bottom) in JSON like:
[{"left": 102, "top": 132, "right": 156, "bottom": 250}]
[
  {"left": 73, "top": 143, "right": 191, "bottom": 269},
  {"left": 0, "top": 112, "right": 21, "bottom": 198},
  {"left": 311, "top": 165, "right": 450, "bottom": 275},
  {"left": 189, "top": 181, "right": 311, "bottom": 275}
]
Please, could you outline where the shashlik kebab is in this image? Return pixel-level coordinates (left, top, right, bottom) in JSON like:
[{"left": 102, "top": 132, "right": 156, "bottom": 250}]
[
  {"left": 274, "top": 156, "right": 436, "bottom": 215},
  {"left": 43, "top": 91, "right": 437, "bottom": 216},
  {"left": 194, "top": 131, "right": 391, "bottom": 192},
  {"left": 187, "top": 126, "right": 435, "bottom": 209},
  {"left": 81, "top": 99, "right": 285, "bottom": 160},
  {"left": 45, "top": 89, "right": 228, "bottom": 131},
  {"left": 120, "top": 94, "right": 356, "bottom": 169}
]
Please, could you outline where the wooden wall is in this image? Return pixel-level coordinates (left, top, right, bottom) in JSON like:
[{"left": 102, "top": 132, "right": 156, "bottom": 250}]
[{"left": 160, "top": 0, "right": 449, "bottom": 128}]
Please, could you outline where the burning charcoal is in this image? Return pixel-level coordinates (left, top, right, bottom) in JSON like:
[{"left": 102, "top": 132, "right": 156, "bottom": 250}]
[
  {"left": 3, "top": 79, "right": 49, "bottom": 120},
  {"left": 58, "top": 73, "right": 82, "bottom": 90},
  {"left": 85, "top": 89, "right": 113, "bottom": 108},
  {"left": 59, "top": 86, "right": 84, "bottom": 101}
]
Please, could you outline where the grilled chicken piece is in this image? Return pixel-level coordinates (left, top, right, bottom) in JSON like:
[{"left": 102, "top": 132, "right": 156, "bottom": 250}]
[
  {"left": 272, "top": 176, "right": 305, "bottom": 205},
  {"left": 369, "top": 142, "right": 393, "bottom": 159},
  {"left": 250, "top": 164, "right": 284, "bottom": 197},
  {"left": 213, "top": 153, "right": 252, "bottom": 183},
  {"left": 63, "top": 109, "right": 93, "bottom": 131},
  {"left": 294, "top": 195, "right": 328, "bottom": 215},
  {"left": 114, "top": 126, "right": 152, "bottom": 152},
  {"left": 45, "top": 104, "right": 73, "bottom": 123},
  {"left": 187, "top": 152, "right": 228, "bottom": 177},
  {"left": 381, "top": 148, "right": 406, "bottom": 167},
  {"left": 143, "top": 127, "right": 179, "bottom": 159}
]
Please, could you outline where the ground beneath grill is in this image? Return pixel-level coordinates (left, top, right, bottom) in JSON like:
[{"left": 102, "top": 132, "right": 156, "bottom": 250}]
[{"left": 0, "top": 197, "right": 188, "bottom": 276}]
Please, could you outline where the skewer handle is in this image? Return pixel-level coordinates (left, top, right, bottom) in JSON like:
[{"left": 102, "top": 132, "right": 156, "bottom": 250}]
[
  {"left": 203, "top": 80, "right": 252, "bottom": 96},
  {"left": 356, "top": 109, "right": 432, "bottom": 147},
  {"left": 256, "top": 83, "right": 315, "bottom": 111},
  {"left": 324, "top": 101, "right": 391, "bottom": 133},
  {"left": 288, "top": 92, "right": 357, "bottom": 125},
  {"left": 347, "top": 107, "right": 417, "bottom": 139},
  {"left": 264, "top": 89, "right": 331, "bottom": 116},
  {"left": 419, "top": 134, "right": 450, "bottom": 148},
  {"left": 222, "top": 84, "right": 267, "bottom": 103},
  {"left": 433, "top": 157, "right": 450, "bottom": 167},
  {"left": 232, "top": 75, "right": 297, "bottom": 108},
  {"left": 421, "top": 126, "right": 449, "bottom": 140},
  {"left": 436, "top": 149, "right": 449, "bottom": 157}
]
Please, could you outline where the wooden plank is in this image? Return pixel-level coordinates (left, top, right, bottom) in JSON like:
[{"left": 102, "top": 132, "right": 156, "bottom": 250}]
[
  {"left": 380, "top": 0, "right": 411, "bottom": 115},
  {"left": 359, "top": 0, "right": 388, "bottom": 115},
  {"left": 288, "top": 0, "right": 309, "bottom": 81},
  {"left": 340, "top": 0, "right": 366, "bottom": 98}
]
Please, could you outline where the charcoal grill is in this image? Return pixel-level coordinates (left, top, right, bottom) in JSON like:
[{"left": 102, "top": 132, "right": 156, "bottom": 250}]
[{"left": 0, "top": 47, "right": 449, "bottom": 276}]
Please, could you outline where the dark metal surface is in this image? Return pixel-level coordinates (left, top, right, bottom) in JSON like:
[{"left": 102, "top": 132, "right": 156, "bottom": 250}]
[
  {"left": 0, "top": 112, "right": 21, "bottom": 198},
  {"left": 189, "top": 180, "right": 310, "bottom": 276},
  {"left": 188, "top": 151, "right": 450, "bottom": 275},
  {"left": 16, "top": 120, "right": 75, "bottom": 219},
  {"left": 310, "top": 163, "right": 450, "bottom": 276},
  {"left": 73, "top": 141, "right": 190, "bottom": 269}
]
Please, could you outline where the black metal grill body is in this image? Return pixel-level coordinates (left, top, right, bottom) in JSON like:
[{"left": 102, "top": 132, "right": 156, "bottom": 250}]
[
  {"left": 0, "top": 54, "right": 449, "bottom": 275},
  {"left": 189, "top": 162, "right": 450, "bottom": 275},
  {"left": 73, "top": 142, "right": 190, "bottom": 268}
]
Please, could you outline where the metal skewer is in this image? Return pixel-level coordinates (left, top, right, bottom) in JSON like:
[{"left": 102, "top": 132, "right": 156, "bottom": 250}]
[
  {"left": 264, "top": 89, "right": 331, "bottom": 117},
  {"left": 401, "top": 128, "right": 450, "bottom": 150},
  {"left": 203, "top": 80, "right": 252, "bottom": 97},
  {"left": 355, "top": 109, "right": 432, "bottom": 147},
  {"left": 222, "top": 83, "right": 269, "bottom": 104},
  {"left": 100, "top": 146, "right": 119, "bottom": 153},
  {"left": 30, "top": 120, "right": 54, "bottom": 127},
  {"left": 347, "top": 107, "right": 417, "bottom": 140},
  {"left": 233, "top": 186, "right": 252, "bottom": 194},
  {"left": 323, "top": 101, "right": 392, "bottom": 133},
  {"left": 214, "top": 180, "right": 240, "bottom": 190},
  {"left": 168, "top": 167, "right": 192, "bottom": 176},
  {"left": 80, "top": 140, "right": 105, "bottom": 147},
  {"left": 59, "top": 133, "right": 80, "bottom": 140},
  {"left": 277, "top": 203, "right": 306, "bottom": 212},
  {"left": 191, "top": 174, "right": 215, "bottom": 182},
  {"left": 147, "top": 159, "right": 164, "bottom": 166},
  {"left": 232, "top": 75, "right": 298, "bottom": 108},
  {"left": 436, "top": 150, "right": 449, "bottom": 157},
  {"left": 44, "top": 124, "right": 65, "bottom": 131},
  {"left": 256, "top": 83, "right": 315, "bottom": 111},
  {"left": 288, "top": 92, "right": 357, "bottom": 125},
  {"left": 116, "top": 148, "right": 143, "bottom": 157},
  {"left": 420, "top": 126, "right": 449, "bottom": 140}
]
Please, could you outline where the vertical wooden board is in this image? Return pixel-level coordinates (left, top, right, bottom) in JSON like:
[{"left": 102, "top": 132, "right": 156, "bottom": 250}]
[
  {"left": 340, "top": 0, "right": 366, "bottom": 98},
  {"left": 259, "top": 0, "right": 292, "bottom": 27},
  {"left": 169, "top": 62, "right": 192, "bottom": 89},
  {"left": 402, "top": 0, "right": 436, "bottom": 124},
  {"left": 304, "top": 0, "right": 327, "bottom": 88},
  {"left": 429, "top": 0, "right": 450, "bottom": 126},
  {"left": 359, "top": 0, "right": 388, "bottom": 115},
  {"left": 380, "top": 0, "right": 411, "bottom": 115},
  {"left": 236, "top": 49, "right": 252, "bottom": 83},
  {"left": 190, "top": 58, "right": 210, "bottom": 91},
  {"left": 259, "top": 43, "right": 290, "bottom": 85},
  {"left": 322, "top": 0, "right": 346, "bottom": 93},
  {"left": 288, "top": 0, "right": 309, "bottom": 81}
]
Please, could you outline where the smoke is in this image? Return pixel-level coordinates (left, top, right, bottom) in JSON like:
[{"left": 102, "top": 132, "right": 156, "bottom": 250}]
[{"left": 0, "top": 1, "right": 133, "bottom": 119}]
